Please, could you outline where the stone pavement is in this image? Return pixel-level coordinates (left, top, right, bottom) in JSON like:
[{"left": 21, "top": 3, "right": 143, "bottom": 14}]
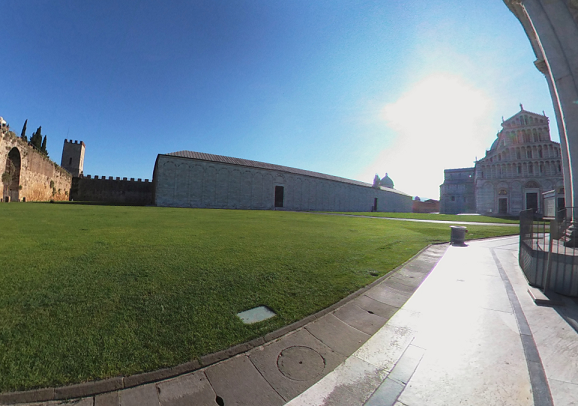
[
  {"left": 288, "top": 236, "right": 578, "bottom": 406},
  {"left": 5, "top": 236, "right": 578, "bottom": 406},
  {"left": 318, "top": 213, "right": 520, "bottom": 227}
]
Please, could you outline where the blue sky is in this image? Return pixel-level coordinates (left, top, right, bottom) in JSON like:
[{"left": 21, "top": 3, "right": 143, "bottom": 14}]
[{"left": 1, "top": 0, "right": 555, "bottom": 199}]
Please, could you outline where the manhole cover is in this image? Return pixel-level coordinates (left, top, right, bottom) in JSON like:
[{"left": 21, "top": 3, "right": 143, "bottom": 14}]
[{"left": 277, "top": 346, "right": 325, "bottom": 381}]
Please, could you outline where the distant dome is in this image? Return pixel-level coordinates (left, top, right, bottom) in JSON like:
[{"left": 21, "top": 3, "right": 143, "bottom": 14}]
[
  {"left": 490, "top": 138, "right": 499, "bottom": 150},
  {"left": 380, "top": 173, "right": 394, "bottom": 188}
]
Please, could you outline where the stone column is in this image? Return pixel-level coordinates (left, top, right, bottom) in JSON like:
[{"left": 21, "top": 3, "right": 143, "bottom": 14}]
[{"left": 504, "top": 0, "right": 578, "bottom": 244}]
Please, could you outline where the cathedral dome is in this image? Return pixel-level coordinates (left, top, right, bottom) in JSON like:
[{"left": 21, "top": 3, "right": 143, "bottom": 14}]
[
  {"left": 490, "top": 138, "right": 499, "bottom": 150},
  {"left": 380, "top": 173, "right": 394, "bottom": 189}
]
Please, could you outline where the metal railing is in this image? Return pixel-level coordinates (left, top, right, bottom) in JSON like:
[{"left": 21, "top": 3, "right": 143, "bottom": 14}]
[{"left": 519, "top": 208, "right": 578, "bottom": 297}]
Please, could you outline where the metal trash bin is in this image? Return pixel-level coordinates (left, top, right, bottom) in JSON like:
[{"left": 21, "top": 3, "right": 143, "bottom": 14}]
[{"left": 450, "top": 226, "right": 468, "bottom": 245}]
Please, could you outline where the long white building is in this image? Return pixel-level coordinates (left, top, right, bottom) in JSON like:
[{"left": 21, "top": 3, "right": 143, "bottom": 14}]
[{"left": 153, "top": 151, "right": 412, "bottom": 212}]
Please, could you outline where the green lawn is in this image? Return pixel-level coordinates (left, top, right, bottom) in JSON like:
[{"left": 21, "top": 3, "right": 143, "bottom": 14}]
[
  {"left": 333, "top": 212, "right": 519, "bottom": 224},
  {"left": 0, "top": 204, "right": 518, "bottom": 392}
]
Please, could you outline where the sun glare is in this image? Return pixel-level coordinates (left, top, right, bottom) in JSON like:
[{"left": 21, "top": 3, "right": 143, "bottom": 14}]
[
  {"left": 382, "top": 74, "right": 490, "bottom": 137},
  {"left": 363, "top": 74, "right": 494, "bottom": 199}
]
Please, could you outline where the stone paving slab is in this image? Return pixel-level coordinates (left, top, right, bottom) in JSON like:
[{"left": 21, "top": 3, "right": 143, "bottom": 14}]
[
  {"left": 364, "top": 378, "right": 403, "bottom": 406},
  {"left": 384, "top": 272, "right": 424, "bottom": 290},
  {"left": 249, "top": 328, "right": 345, "bottom": 401},
  {"left": 156, "top": 371, "right": 216, "bottom": 406},
  {"left": 285, "top": 356, "right": 384, "bottom": 406},
  {"left": 305, "top": 313, "right": 370, "bottom": 357},
  {"left": 205, "top": 355, "right": 285, "bottom": 406},
  {"left": 69, "top": 399, "right": 93, "bottom": 406},
  {"left": 333, "top": 302, "right": 388, "bottom": 335},
  {"left": 119, "top": 384, "right": 158, "bottom": 406},
  {"left": 386, "top": 345, "right": 424, "bottom": 385},
  {"left": 549, "top": 378, "right": 578, "bottom": 406},
  {"left": 380, "top": 277, "right": 416, "bottom": 294},
  {"left": 392, "top": 267, "right": 430, "bottom": 284},
  {"left": 353, "top": 324, "right": 414, "bottom": 374},
  {"left": 352, "top": 295, "right": 400, "bottom": 320},
  {"left": 395, "top": 260, "right": 432, "bottom": 276},
  {"left": 94, "top": 391, "right": 119, "bottom": 406},
  {"left": 365, "top": 284, "right": 412, "bottom": 308}
]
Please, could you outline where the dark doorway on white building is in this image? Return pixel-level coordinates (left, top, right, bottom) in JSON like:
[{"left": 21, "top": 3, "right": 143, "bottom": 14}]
[
  {"left": 274, "top": 186, "right": 284, "bottom": 208},
  {"left": 373, "top": 198, "right": 378, "bottom": 212},
  {"left": 526, "top": 192, "right": 538, "bottom": 213},
  {"left": 499, "top": 198, "right": 508, "bottom": 214}
]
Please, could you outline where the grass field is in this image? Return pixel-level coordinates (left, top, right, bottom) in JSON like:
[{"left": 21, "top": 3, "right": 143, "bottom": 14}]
[
  {"left": 0, "top": 204, "right": 518, "bottom": 392},
  {"left": 333, "top": 212, "right": 519, "bottom": 224}
]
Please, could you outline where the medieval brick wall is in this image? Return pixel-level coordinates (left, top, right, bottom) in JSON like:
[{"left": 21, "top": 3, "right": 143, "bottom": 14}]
[
  {"left": 70, "top": 175, "right": 153, "bottom": 205},
  {"left": 1, "top": 131, "right": 71, "bottom": 202}
]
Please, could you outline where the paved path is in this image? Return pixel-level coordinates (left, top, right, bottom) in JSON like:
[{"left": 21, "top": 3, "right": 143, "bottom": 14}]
[
  {"left": 318, "top": 213, "right": 520, "bottom": 227},
  {"left": 6, "top": 236, "right": 578, "bottom": 406},
  {"left": 289, "top": 237, "right": 578, "bottom": 406}
]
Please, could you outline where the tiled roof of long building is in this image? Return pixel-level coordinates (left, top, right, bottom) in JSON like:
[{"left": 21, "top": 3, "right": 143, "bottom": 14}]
[{"left": 164, "top": 150, "right": 407, "bottom": 195}]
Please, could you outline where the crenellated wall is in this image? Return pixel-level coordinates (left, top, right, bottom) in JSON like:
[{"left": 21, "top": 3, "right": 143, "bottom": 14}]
[
  {"left": 70, "top": 175, "right": 153, "bottom": 205},
  {"left": 1, "top": 131, "right": 71, "bottom": 202}
]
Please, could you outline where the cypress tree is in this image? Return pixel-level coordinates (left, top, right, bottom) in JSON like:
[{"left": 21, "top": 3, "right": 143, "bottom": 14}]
[
  {"left": 41, "top": 135, "right": 47, "bottom": 154},
  {"left": 21, "top": 119, "right": 27, "bottom": 141},
  {"left": 31, "top": 127, "right": 42, "bottom": 150}
]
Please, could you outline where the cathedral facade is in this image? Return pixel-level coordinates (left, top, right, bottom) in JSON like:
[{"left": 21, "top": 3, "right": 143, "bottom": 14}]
[{"left": 440, "top": 107, "right": 564, "bottom": 216}]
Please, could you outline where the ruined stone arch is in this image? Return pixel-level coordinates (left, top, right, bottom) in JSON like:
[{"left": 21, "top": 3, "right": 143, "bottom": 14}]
[{"left": 3, "top": 147, "right": 21, "bottom": 202}]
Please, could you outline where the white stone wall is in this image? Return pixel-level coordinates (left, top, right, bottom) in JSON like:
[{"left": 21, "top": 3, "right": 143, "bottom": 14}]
[
  {"left": 153, "top": 155, "right": 412, "bottom": 212},
  {"left": 475, "top": 177, "right": 563, "bottom": 215}
]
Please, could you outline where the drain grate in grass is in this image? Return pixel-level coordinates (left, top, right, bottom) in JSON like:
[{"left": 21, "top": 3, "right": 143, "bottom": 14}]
[{"left": 237, "top": 306, "right": 276, "bottom": 324}]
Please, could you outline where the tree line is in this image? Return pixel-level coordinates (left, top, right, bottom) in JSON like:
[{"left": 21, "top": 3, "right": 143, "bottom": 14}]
[{"left": 20, "top": 119, "right": 48, "bottom": 156}]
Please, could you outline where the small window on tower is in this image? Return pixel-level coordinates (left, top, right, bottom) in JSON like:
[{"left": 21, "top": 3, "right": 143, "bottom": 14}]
[{"left": 69, "top": 157, "right": 72, "bottom": 165}]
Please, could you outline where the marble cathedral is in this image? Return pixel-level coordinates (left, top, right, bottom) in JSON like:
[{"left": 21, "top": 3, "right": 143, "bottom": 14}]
[{"left": 440, "top": 106, "right": 564, "bottom": 216}]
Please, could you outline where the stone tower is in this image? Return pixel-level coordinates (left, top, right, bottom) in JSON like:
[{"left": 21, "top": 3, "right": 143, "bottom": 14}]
[{"left": 61, "top": 139, "right": 85, "bottom": 177}]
